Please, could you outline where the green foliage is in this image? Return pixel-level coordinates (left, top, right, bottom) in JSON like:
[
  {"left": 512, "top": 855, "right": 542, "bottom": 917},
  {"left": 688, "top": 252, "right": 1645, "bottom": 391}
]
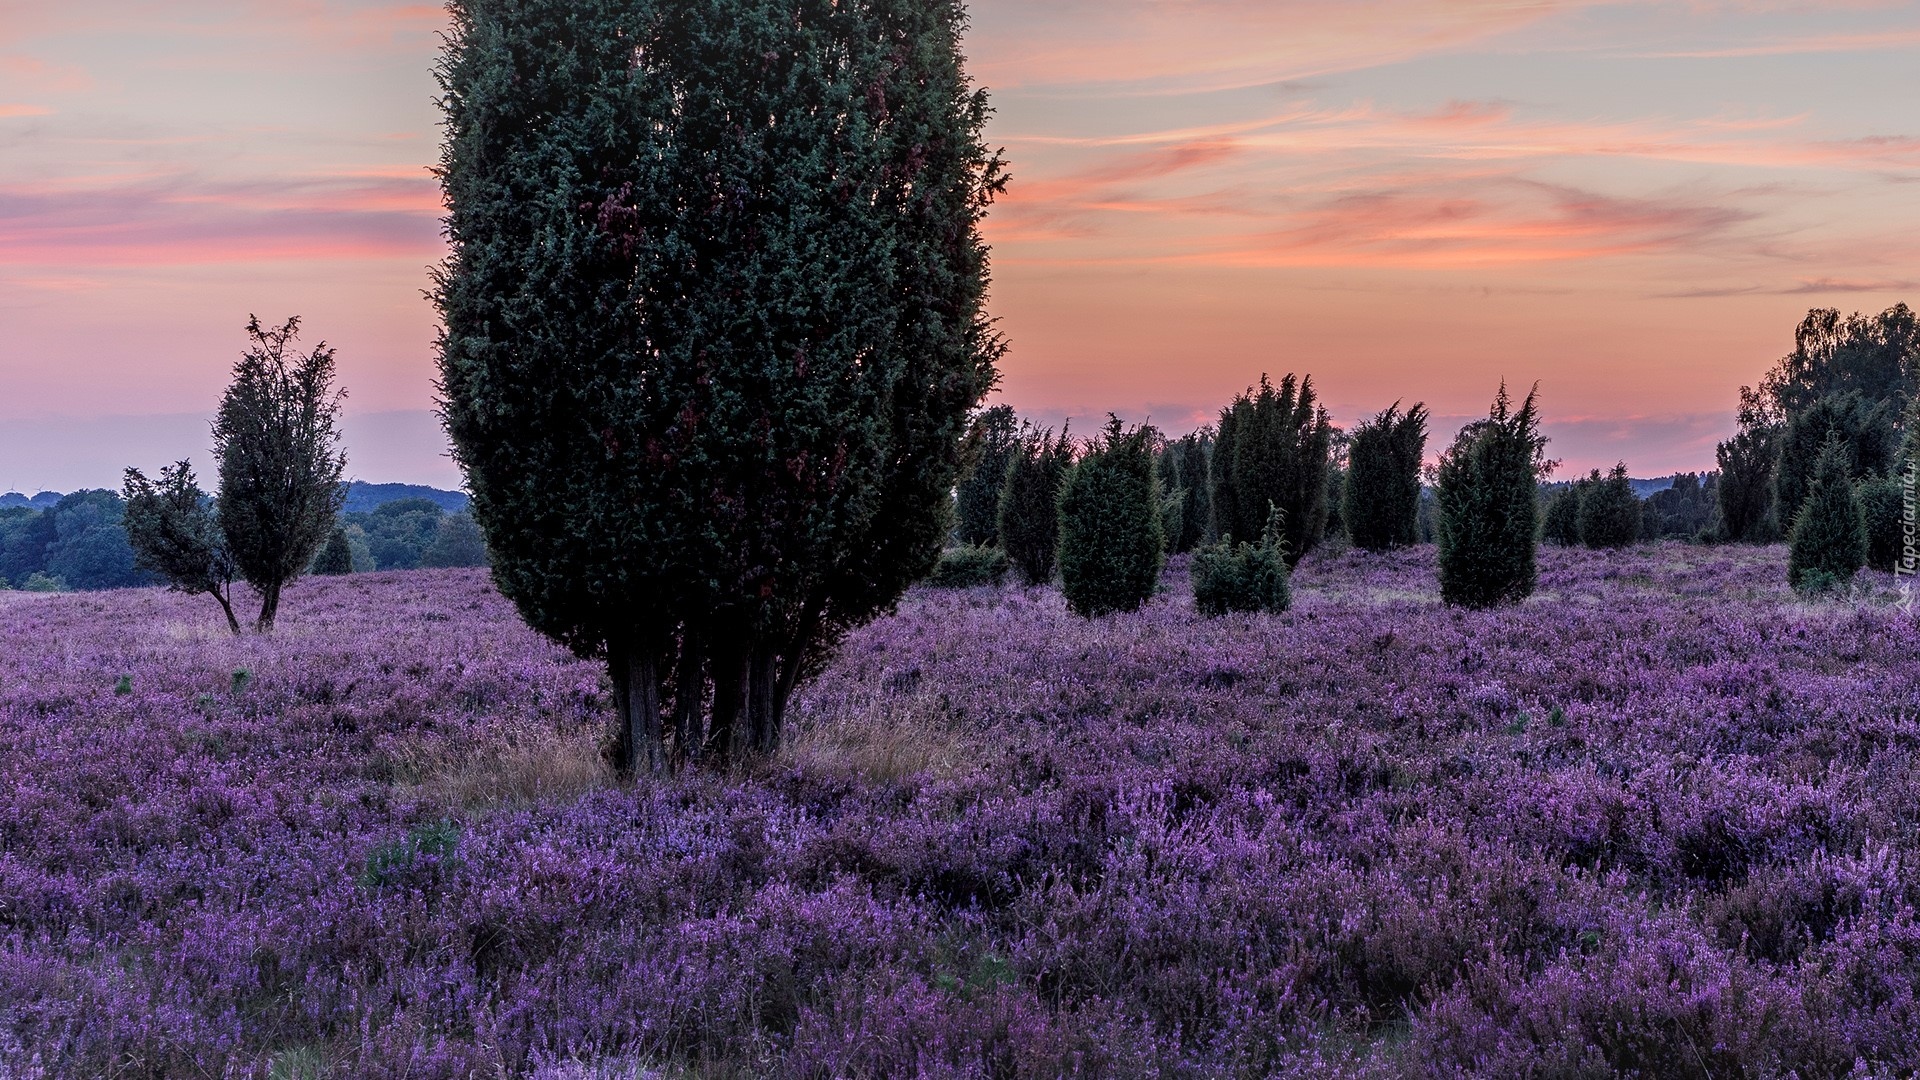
[
  {"left": 1156, "top": 432, "right": 1212, "bottom": 554},
  {"left": 1788, "top": 439, "right": 1868, "bottom": 593},
  {"left": 359, "top": 820, "right": 461, "bottom": 890},
  {"left": 436, "top": 0, "right": 1004, "bottom": 770},
  {"left": 1856, "top": 474, "right": 1905, "bottom": 573},
  {"left": 1343, "top": 402, "right": 1428, "bottom": 552},
  {"left": 1643, "top": 473, "right": 1717, "bottom": 541},
  {"left": 1744, "top": 304, "right": 1918, "bottom": 425},
  {"left": 1774, "top": 393, "right": 1895, "bottom": 534},
  {"left": 213, "top": 316, "right": 347, "bottom": 631},
  {"left": 114, "top": 675, "right": 132, "bottom": 696},
  {"left": 1578, "top": 464, "right": 1642, "bottom": 549},
  {"left": 21, "top": 572, "right": 65, "bottom": 593},
  {"left": 999, "top": 424, "right": 1073, "bottom": 586},
  {"left": 1057, "top": 418, "right": 1165, "bottom": 617},
  {"left": 42, "top": 491, "right": 147, "bottom": 591},
  {"left": 231, "top": 668, "right": 252, "bottom": 695},
  {"left": 927, "top": 545, "right": 1009, "bottom": 589},
  {"left": 1192, "top": 505, "right": 1291, "bottom": 616},
  {"left": 1717, "top": 426, "right": 1780, "bottom": 543},
  {"left": 312, "top": 527, "right": 354, "bottom": 576},
  {"left": 421, "top": 513, "right": 489, "bottom": 569},
  {"left": 1436, "top": 386, "right": 1550, "bottom": 609},
  {"left": 1212, "top": 374, "right": 1333, "bottom": 566},
  {"left": 954, "top": 406, "right": 1019, "bottom": 548},
  {"left": 1542, "top": 482, "right": 1584, "bottom": 546},
  {"left": 124, "top": 461, "right": 242, "bottom": 632}
]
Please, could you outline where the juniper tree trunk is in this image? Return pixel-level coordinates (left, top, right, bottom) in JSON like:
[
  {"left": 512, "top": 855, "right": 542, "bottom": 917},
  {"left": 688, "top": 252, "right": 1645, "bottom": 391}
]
[
  {"left": 256, "top": 583, "right": 281, "bottom": 633},
  {"left": 671, "top": 633, "right": 706, "bottom": 768},
  {"left": 709, "top": 646, "right": 751, "bottom": 766},
  {"left": 215, "top": 589, "right": 242, "bottom": 636},
  {"left": 607, "top": 641, "right": 664, "bottom": 776},
  {"left": 748, "top": 646, "right": 779, "bottom": 756}
]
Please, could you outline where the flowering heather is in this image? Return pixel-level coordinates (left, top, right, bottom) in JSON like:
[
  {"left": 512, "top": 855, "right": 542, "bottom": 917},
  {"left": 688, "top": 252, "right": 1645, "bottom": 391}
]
[{"left": 2, "top": 547, "right": 1918, "bottom": 1077}]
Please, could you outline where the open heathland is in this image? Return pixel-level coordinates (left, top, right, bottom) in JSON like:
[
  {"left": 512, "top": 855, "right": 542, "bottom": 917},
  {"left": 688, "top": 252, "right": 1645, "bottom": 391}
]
[{"left": 2, "top": 547, "right": 1919, "bottom": 1077}]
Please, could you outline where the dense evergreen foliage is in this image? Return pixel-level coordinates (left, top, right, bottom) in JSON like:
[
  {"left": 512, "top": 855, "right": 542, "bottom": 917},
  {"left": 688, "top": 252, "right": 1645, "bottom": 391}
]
[
  {"left": 1211, "top": 374, "right": 1332, "bottom": 567},
  {"left": 998, "top": 424, "right": 1073, "bottom": 586},
  {"left": 123, "top": 461, "right": 241, "bottom": 632},
  {"left": 436, "top": 0, "right": 1004, "bottom": 771},
  {"left": 1542, "top": 482, "right": 1584, "bottom": 546},
  {"left": 1057, "top": 418, "right": 1164, "bottom": 617},
  {"left": 1157, "top": 432, "right": 1212, "bottom": 554},
  {"left": 954, "top": 406, "right": 1019, "bottom": 548},
  {"left": 1787, "top": 439, "right": 1869, "bottom": 592},
  {"left": 1774, "top": 393, "right": 1895, "bottom": 534},
  {"left": 1577, "top": 464, "right": 1641, "bottom": 549},
  {"left": 928, "top": 545, "right": 1009, "bottom": 588},
  {"left": 1435, "top": 386, "right": 1549, "bottom": 609},
  {"left": 1857, "top": 475, "right": 1904, "bottom": 573},
  {"left": 1717, "top": 426, "right": 1780, "bottom": 543},
  {"left": 212, "top": 317, "right": 347, "bottom": 631},
  {"left": 1643, "top": 473, "right": 1717, "bottom": 541},
  {"left": 1342, "top": 402, "right": 1427, "bottom": 552},
  {"left": 313, "top": 528, "right": 354, "bottom": 576},
  {"left": 1191, "top": 504, "right": 1291, "bottom": 616}
]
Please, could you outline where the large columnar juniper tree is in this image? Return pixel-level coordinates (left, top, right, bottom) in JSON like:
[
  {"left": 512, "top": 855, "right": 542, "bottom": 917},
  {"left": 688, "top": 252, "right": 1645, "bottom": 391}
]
[
  {"left": 1056, "top": 416, "right": 1164, "bottom": 617},
  {"left": 1788, "top": 438, "right": 1869, "bottom": 593},
  {"left": 436, "top": 0, "right": 1005, "bottom": 773},
  {"left": 998, "top": 423, "right": 1072, "bottom": 586},
  {"left": 211, "top": 317, "right": 347, "bottom": 632},
  {"left": 1435, "top": 385, "right": 1550, "bottom": 609},
  {"left": 1211, "top": 374, "right": 1333, "bottom": 567},
  {"left": 954, "top": 405, "right": 1019, "bottom": 548},
  {"left": 1578, "top": 464, "right": 1642, "bottom": 549},
  {"left": 1342, "top": 402, "right": 1427, "bottom": 552},
  {"left": 1773, "top": 392, "right": 1895, "bottom": 535}
]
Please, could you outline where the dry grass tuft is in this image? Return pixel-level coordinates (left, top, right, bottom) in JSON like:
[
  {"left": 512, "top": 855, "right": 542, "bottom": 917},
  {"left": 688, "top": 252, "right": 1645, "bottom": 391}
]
[
  {"left": 395, "top": 725, "right": 614, "bottom": 812},
  {"left": 778, "top": 693, "right": 976, "bottom": 784}
]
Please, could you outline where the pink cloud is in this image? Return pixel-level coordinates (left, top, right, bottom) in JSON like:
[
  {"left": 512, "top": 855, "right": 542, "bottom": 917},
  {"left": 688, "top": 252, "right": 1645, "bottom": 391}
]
[{"left": 0, "top": 172, "right": 442, "bottom": 266}]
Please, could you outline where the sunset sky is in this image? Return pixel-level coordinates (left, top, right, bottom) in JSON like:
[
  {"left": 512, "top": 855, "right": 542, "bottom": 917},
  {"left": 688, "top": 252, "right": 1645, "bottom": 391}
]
[{"left": 2, "top": 1, "right": 1917, "bottom": 492}]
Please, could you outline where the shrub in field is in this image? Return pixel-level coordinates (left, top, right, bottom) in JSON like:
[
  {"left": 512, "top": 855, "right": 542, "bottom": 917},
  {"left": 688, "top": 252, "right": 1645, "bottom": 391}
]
[
  {"left": 928, "top": 546, "right": 1009, "bottom": 588},
  {"left": 1158, "top": 432, "right": 1211, "bottom": 553},
  {"left": 1578, "top": 464, "right": 1642, "bottom": 549},
  {"left": 312, "top": 526, "right": 353, "bottom": 576},
  {"left": 21, "top": 571, "right": 64, "bottom": 592},
  {"left": 123, "top": 460, "right": 243, "bottom": 632},
  {"left": 1436, "top": 385, "right": 1549, "bottom": 609},
  {"left": 1542, "top": 482, "right": 1583, "bottom": 546},
  {"left": 1788, "top": 439, "right": 1868, "bottom": 592},
  {"left": 1858, "top": 474, "right": 1904, "bottom": 572},
  {"left": 1343, "top": 402, "right": 1427, "bottom": 552},
  {"left": 213, "top": 317, "right": 348, "bottom": 631},
  {"left": 999, "top": 424, "right": 1073, "bottom": 586},
  {"left": 1774, "top": 392, "right": 1895, "bottom": 534},
  {"left": 436, "top": 0, "right": 1003, "bottom": 771},
  {"left": 1717, "top": 425, "right": 1780, "bottom": 542},
  {"left": 1212, "top": 374, "right": 1332, "bottom": 566},
  {"left": 421, "top": 513, "right": 489, "bottom": 569},
  {"left": 955, "top": 405, "right": 1018, "bottom": 548},
  {"left": 1192, "top": 505, "right": 1291, "bottom": 616},
  {"left": 1057, "top": 417, "right": 1164, "bottom": 616}
]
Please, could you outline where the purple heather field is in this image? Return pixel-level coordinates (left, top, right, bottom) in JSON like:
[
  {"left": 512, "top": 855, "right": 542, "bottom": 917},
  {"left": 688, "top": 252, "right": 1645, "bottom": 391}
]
[{"left": 2, "top": 545, "right": 1919, "bottom": 1078}]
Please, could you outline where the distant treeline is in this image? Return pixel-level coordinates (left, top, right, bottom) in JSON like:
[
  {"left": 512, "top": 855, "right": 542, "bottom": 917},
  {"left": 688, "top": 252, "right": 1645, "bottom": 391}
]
[{"left": 0, "top": 483, "right": 481, "bottom": 592}]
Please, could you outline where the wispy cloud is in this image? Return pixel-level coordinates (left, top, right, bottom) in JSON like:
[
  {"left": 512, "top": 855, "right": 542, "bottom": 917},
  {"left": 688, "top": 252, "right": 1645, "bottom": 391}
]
[{"left": 0, "top": 171, "right": 442, "bottom": 265}]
